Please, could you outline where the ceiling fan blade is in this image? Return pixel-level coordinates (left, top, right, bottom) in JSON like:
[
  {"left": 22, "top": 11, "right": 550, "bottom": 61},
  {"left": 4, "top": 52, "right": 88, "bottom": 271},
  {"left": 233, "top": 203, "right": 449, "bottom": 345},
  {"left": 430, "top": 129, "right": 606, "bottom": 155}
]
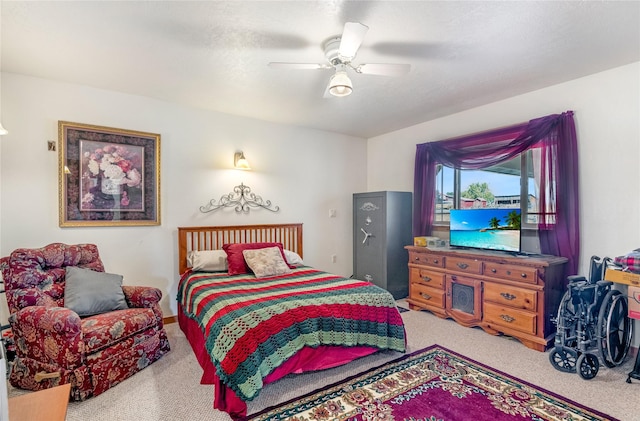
[
  {"left": 356, "top": 63, "right": 411, "bottom": 76},
  {"left": 268, "top": 62, "right": 331, "bottom": 70},
  {"left": 338, "top": 22, "right": 369, "bottom": 60}
]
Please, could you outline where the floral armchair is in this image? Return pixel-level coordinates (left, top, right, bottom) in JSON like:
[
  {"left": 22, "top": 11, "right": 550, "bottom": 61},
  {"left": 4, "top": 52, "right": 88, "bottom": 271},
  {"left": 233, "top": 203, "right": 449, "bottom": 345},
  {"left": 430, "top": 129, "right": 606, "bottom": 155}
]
[{"left": 0, "top": 243, "right": 170, "bottom": 400}]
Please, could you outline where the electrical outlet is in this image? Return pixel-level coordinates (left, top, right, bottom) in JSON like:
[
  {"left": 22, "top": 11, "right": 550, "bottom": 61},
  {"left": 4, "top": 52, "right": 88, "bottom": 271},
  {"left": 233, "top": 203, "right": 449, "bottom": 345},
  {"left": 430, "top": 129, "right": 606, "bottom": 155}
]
[
  {"left": 329, "top": 209, "right": 337, "bottom": 218},
  {"left": 331, "top": 254, "right": 337, "bottom": 263}
]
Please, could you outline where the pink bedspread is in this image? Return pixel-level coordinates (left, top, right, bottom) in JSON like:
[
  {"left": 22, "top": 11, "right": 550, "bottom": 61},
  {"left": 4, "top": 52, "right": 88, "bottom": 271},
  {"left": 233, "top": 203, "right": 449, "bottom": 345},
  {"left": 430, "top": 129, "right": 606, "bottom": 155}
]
[{"left": 178, "top": 309, "right": 379, "bottom": 419}]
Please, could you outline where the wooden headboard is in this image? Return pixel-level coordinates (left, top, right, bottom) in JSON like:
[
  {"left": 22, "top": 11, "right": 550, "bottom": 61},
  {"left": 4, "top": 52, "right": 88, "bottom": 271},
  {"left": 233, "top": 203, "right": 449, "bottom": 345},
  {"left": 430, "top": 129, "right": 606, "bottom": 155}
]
[{"left": 177, "top": 223, "right": 303, "bottom": 275}]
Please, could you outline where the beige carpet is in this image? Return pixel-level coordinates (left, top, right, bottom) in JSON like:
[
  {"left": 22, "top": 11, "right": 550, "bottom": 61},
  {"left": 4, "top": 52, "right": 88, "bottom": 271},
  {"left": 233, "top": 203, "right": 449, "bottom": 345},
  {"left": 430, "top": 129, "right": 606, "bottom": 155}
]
[{"left": 9, "top": 302, "right": 638, "bottom": 420}]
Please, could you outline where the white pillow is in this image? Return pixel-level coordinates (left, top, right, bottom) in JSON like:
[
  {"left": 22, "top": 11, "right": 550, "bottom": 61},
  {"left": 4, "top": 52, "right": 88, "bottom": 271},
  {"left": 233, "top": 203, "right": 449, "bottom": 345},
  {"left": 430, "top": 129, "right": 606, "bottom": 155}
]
[
  {"left": 242, "top": 246, "right": 293, "bottom": 278},
  {"left": 283, "top": 249, "right": 304, "bottom": 265},
  {"left": 187, "top": 250, "right": 228, "bottom": 272}
]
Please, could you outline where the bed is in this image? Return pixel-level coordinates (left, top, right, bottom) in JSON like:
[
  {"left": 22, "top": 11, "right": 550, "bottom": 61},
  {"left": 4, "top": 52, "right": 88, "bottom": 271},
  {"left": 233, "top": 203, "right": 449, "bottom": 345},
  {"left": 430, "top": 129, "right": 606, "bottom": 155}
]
[{"left": 177, "top": 223, "right": 406, "bottom": 419}]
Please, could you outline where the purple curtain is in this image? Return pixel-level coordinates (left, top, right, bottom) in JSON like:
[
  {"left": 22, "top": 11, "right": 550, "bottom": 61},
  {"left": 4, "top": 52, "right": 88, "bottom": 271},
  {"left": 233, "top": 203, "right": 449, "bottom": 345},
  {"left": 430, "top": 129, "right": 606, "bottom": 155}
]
[{"left": 413, "top": 111, "right": 579, "bottom": 275}]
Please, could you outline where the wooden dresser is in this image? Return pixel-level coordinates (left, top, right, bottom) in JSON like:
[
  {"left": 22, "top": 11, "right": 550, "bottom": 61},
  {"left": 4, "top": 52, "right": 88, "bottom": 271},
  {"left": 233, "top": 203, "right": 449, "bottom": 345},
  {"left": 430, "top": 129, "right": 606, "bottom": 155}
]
[{"left": 405, "top": 246, "right": 567, "bottom": 351}]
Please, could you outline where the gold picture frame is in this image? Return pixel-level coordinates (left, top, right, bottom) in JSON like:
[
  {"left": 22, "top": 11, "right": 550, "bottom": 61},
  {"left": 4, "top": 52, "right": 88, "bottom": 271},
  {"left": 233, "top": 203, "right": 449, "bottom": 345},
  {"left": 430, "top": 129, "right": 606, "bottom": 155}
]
[{"left": 58, "top": 121, "right": 161, "bottom": 227}]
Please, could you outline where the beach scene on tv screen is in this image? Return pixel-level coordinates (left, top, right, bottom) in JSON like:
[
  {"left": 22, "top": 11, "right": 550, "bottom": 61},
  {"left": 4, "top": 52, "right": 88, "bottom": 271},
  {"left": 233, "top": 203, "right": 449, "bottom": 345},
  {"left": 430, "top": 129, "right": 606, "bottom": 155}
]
[{"left": 450, "top": 209, "right": 521, "bottom": 252}]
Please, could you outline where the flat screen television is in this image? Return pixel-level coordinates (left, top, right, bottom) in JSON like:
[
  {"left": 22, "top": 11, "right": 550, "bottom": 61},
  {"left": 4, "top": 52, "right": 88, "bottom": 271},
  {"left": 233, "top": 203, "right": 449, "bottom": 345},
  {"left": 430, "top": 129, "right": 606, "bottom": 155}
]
[{"left": 449, "top": 208, "right": 521, "bottom": 253}]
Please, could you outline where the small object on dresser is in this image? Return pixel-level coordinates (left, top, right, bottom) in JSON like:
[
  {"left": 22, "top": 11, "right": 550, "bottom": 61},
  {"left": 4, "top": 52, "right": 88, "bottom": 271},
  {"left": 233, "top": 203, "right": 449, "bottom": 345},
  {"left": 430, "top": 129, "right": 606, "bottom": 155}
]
[
  {"left": 414, "top": 237, "right": 428, "bottom": 247},
  {"left": 429, "top": 238, "right": 448, "bottom": 248},
  {"left": 414, "top": 236, "right": 446, "bottom": 247}
]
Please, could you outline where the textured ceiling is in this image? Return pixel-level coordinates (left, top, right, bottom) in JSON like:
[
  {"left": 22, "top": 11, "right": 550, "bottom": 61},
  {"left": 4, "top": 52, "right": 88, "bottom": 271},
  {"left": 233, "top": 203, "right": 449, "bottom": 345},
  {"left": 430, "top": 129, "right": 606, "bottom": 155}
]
[{"left": 2, "top": 1, "right": 639, "bottom": 138}]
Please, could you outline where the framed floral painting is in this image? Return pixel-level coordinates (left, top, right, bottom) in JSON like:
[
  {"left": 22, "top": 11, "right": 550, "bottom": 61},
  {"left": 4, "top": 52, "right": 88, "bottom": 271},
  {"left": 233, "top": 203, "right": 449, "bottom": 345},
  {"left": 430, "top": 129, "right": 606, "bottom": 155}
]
[{"left": 58, "top": 121, "right": 161, "bottom": 227}]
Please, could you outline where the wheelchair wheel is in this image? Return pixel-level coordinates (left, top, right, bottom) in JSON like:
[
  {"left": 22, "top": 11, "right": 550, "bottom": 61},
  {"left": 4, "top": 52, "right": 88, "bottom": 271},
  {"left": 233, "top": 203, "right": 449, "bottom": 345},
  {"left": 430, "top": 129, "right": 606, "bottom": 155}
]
[
  {"left": 577, "top": 353, "right": 599, "bottom": 380},
  {"left": 597, "top": 290, "right": 632, "bottom": 367},
  {"left": 549, "top": 346, "right": 578, "bottom": 373}
]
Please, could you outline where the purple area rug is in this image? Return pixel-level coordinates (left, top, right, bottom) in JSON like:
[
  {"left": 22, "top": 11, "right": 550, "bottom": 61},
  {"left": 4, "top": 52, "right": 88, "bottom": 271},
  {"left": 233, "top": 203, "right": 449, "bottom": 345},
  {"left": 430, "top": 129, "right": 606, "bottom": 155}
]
[{"left": 249, "top": 345, "right": 617, "bottom": 421}]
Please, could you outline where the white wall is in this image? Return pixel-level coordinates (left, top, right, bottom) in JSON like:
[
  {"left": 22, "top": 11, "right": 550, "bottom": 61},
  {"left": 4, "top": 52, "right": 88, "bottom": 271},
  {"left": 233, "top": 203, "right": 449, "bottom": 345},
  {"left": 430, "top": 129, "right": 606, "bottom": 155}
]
[
  {"left": 368, "top": 62, "right": 640, "bottom": 344},
  {"left": 0, "top": 73, "right": 368, "bottom": 317}
]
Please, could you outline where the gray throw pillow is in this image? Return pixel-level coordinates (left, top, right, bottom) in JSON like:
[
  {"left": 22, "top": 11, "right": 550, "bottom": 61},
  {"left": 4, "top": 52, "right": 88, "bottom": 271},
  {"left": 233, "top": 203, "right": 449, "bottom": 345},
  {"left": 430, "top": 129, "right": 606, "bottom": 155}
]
[{"left": 64, "top": 266, "right": 128, "bottom": 317}]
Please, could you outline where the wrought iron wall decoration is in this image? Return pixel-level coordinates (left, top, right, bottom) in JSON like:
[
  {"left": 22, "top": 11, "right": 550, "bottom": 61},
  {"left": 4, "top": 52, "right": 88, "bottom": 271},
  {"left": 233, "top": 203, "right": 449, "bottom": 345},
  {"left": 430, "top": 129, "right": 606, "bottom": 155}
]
[{"left": 200, "top": 183, "right": 280, "bottom": 214}]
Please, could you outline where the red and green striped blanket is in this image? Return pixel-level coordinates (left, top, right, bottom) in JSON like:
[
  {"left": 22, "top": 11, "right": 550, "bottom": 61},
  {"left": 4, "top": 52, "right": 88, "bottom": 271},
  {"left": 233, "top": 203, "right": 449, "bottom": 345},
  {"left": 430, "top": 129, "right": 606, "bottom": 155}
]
[{"left": 178, "top": 266, "right": 406, "bottom": 402}]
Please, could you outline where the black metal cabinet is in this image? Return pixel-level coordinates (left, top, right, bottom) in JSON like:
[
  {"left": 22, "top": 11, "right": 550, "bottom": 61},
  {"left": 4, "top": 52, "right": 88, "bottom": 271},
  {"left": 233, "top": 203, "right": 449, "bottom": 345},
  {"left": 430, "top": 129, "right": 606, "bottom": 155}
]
[{"left": 353, "top": 191, "right": 412, "bottom": 299}]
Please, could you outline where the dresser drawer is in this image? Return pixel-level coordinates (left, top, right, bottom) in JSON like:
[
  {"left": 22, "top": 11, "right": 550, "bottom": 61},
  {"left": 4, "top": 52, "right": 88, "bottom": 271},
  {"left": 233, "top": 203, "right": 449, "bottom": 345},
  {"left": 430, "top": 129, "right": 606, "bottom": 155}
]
[
  {"left": 484, "top": 262, "right": 538, "bottom": 284},
  {"left": 484, "top": 302, "right": 537, "bottom": 335},
  {"left": 410, "top": 267, "right": 445, "bottom": 289},
  {"left": 483, "top": 283, "right": 537, "bottom": 311},
  {"left": 445, "top": 256, "right": 482, "bottom": 274},
  {"left": 410, "top": 283, "right": 445, "bottom": 309},
  {"left": 409, "top": 251, "right": 445, "bottom": 268}
]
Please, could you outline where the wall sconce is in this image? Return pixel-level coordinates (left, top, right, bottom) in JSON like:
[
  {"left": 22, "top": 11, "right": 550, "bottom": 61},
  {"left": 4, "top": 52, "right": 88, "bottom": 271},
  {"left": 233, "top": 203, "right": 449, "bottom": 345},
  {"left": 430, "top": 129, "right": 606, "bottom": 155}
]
[{"left": 234, "top": 151, "right": 251, "bottom": 170}]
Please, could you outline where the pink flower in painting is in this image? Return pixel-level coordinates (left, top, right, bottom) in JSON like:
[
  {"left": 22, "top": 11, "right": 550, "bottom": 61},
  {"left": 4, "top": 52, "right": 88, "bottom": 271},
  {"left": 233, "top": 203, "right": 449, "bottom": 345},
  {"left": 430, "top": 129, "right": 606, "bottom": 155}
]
[
  {"left": 81, "top": 193, "right": 95, "bottom": 208},
  {"left": 117, "top": 159, "right": 132, "bottom": 173},
  {"left": 84, "top": 144, "right": 142, "bottom": 188},
  {"left": 124, "top": 168, "right": 141, "bottom": 187}
]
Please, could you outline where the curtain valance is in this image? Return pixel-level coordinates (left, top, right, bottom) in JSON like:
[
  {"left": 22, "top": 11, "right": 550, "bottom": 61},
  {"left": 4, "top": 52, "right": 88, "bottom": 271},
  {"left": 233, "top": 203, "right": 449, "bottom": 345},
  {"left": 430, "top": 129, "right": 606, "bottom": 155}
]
[{"left": 413, "top": 111, "right": 579, "bottom": 276}]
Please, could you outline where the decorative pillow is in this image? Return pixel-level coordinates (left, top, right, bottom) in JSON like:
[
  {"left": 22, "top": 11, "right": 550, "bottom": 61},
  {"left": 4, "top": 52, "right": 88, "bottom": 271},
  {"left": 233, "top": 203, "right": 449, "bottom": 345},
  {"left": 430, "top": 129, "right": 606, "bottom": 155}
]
[
  {"left": 187, "top": 250, "right": 228, "bottom": 272},
  {"left": 64, "top": 266, "right": 128, "bottom": 317},
  {"left": 283, "top": 249, "right": 304, "bottom": 266},
  {"left": 222, "top": 242, "right": 294, "bottom": 275},
  {"left": 242, "top": 247, "right": 293, "bottom": 278}
]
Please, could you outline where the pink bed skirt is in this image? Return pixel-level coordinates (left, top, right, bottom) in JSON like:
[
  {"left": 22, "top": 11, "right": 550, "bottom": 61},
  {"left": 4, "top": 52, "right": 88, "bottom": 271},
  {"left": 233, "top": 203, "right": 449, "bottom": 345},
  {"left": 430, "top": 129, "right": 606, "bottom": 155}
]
[{"left": 178, "top": 308, "right": 379, "bottom": 419}]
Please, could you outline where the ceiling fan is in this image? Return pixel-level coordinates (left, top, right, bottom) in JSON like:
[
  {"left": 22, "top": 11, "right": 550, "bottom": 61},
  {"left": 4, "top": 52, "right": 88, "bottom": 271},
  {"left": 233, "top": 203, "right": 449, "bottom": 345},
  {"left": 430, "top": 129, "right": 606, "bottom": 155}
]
[{"left": 268, "top": 22, "right": 411, "bottom": 98}]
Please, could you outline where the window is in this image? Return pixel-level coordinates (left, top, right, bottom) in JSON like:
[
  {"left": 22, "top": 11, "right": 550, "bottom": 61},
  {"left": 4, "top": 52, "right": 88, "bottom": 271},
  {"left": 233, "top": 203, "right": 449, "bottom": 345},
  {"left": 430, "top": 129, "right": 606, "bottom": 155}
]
[{"left": 434, "top": 151, "right": 541, "bottom": 227}]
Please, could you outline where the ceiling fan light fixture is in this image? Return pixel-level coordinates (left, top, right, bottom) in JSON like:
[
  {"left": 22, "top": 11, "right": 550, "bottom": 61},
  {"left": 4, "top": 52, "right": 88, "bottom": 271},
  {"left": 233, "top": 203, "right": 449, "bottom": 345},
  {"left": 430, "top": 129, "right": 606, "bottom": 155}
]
[{"left": 328, "top": 70, "right": 353, "bottom": 97}]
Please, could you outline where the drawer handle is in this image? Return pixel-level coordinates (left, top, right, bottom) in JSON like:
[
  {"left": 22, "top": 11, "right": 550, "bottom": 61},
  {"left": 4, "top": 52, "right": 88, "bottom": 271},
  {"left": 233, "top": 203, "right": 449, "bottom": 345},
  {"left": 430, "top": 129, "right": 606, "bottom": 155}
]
[
  {"left": 491, "top": 268, "right": 497, "bottom": 273},
  {"left": 433, "top": 259, "right": 439, "bottom": 264},
  {"left": 420, "top": 292, "right": 432, "bottom": 300},
  {"left": 506, "top": 270, "right": 511, "bottom": 275},
  {"left": 457, "top": 263, "right": 469, "bottom": 269},
  {"left": 500, "top": 292, "right": 516, "bottom": 300},
  {"left": 520, "top": 273, "right": 527, "bottom": 278},
  {"left": 420, "top": 275, "right": 432, "bottom": 282},
  {"left": 500, "top": 314, "right": 515, "bottom": 323}
]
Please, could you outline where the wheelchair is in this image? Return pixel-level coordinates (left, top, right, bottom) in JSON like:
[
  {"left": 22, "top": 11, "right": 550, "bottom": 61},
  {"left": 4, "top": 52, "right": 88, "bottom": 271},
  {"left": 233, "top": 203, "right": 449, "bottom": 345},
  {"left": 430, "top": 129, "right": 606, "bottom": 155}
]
[{"left": 549, "top": 256, "right": 633, "bottom": 379}]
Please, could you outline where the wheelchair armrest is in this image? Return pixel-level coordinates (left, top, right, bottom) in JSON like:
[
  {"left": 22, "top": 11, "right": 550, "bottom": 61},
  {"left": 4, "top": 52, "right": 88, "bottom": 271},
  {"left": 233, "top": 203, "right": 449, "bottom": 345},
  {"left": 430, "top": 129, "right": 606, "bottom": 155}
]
[
  {"left": 567, "top": 275, "right": 588, "bottom": 284},
  {"left": 596, "top": 280, "right": 613, "bottom": 288}
]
